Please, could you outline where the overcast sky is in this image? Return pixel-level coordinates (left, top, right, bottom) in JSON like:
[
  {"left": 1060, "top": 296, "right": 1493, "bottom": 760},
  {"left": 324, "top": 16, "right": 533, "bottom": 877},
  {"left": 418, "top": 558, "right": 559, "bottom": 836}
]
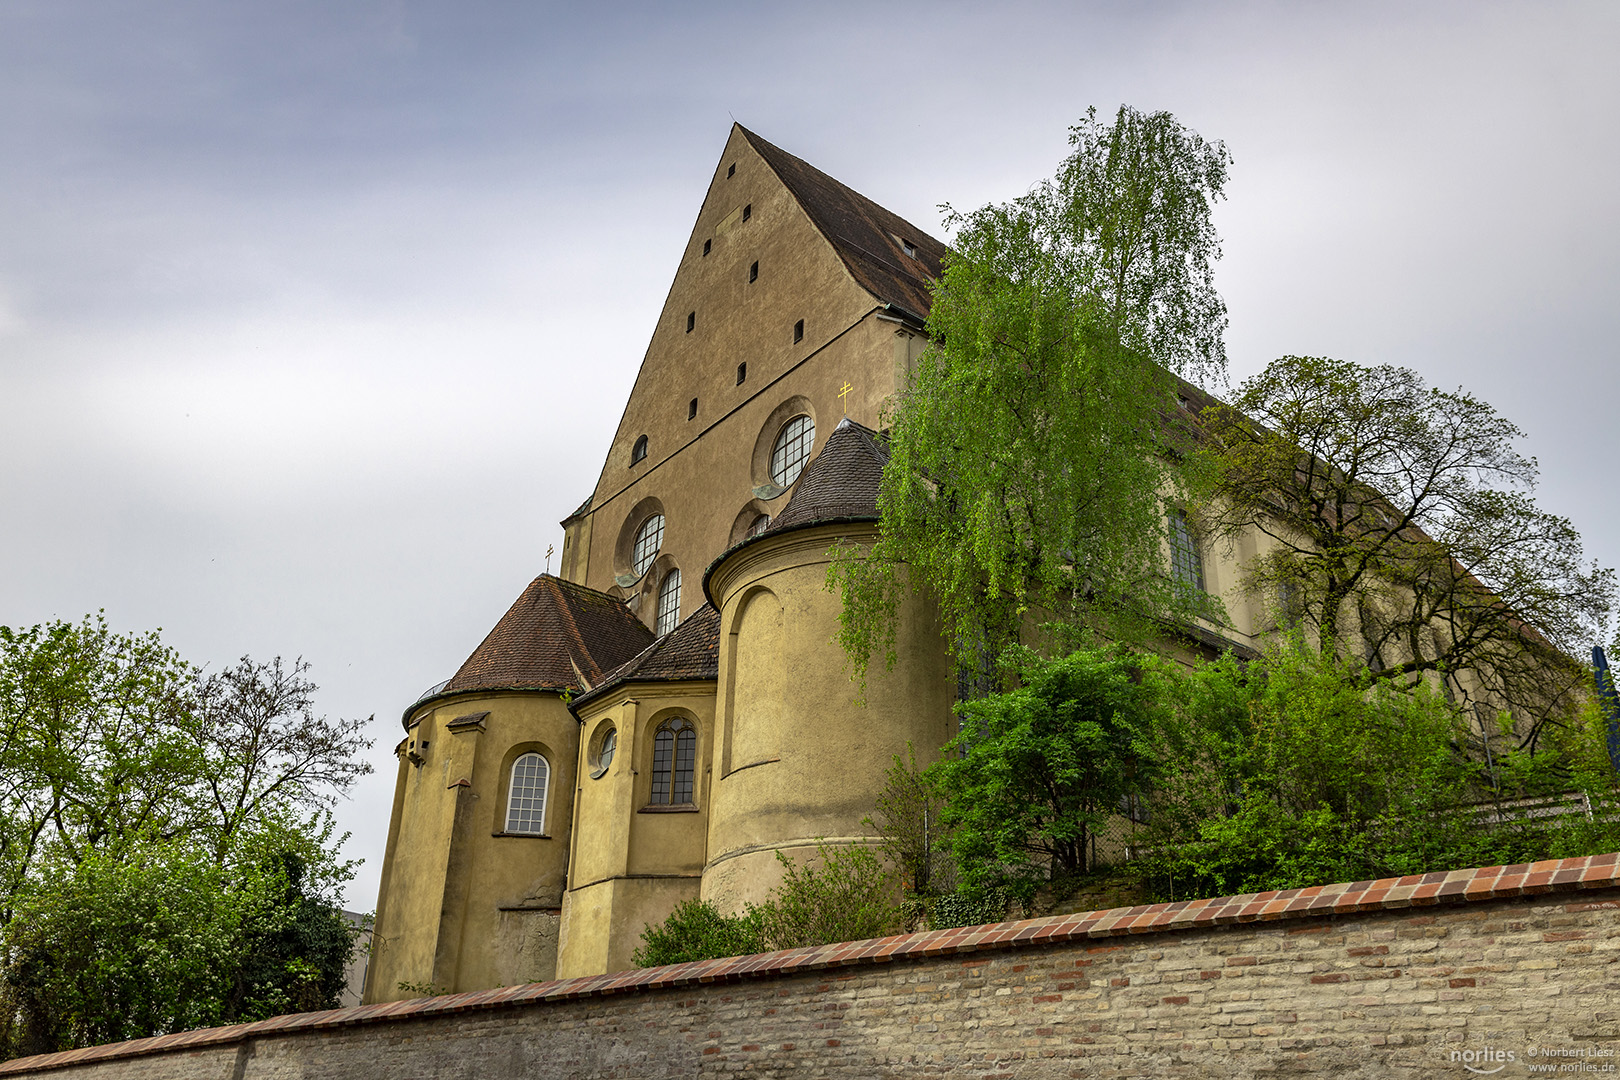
[{"left": 3, "top": 0, "right": 1616, "bottom": 909}]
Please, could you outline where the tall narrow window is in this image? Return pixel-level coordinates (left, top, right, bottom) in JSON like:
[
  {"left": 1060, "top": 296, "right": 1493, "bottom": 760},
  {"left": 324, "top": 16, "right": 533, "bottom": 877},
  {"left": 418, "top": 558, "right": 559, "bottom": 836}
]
[
  {"left": 770, "top": 415, "right": 815, "bottom": 487},
  {"left": 726, "top": 163, "right": 735, "bottom": 178},
  {"left": 688, "top": 397, "right": 698, "bottom": 420},
  {"left": 702, "top": 239, "right": 711, "bottom": 256},
  {"left": 793, "top": 319, "right": 804, "bottom": 343},
  {"left": 686, "top": 311, "right": 695, "bottom": 333},
  {"left": 630, "top": 435, "right": 648, "bottom": 465},
  {"left": 1168, "top": 509, "right": 1205, "bottom": 592},
  {"left": 632, "top": 514, "right": 664, "bottom": 577},
  {"left": 505, "top": 753, "right": 549, "bottom": 834},
  {"left": 650, "top": 717, "right": 697, "bottom": 805},
  {"left": 749, "top": 260, "right": 758, "bottom": 283},
  {"left": 742, "top": 203, "right": 751, "bottom": 222},
  {"left": 655, "top": 568, "right": 682, "bottom": 635},
  {"left": 736, "top": 362, "right": 747, "bottom": 385}
]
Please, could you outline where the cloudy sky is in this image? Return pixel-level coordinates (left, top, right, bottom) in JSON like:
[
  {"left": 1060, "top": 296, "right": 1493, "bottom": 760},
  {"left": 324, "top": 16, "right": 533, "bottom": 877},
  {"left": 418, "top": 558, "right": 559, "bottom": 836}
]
[{"left": 3, "top": 0, "right": 1616, "bottom": 909}]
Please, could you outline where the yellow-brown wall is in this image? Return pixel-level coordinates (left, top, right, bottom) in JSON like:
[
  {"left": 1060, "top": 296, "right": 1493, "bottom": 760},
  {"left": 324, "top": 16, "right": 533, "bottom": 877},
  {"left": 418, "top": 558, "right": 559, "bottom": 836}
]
[
  {"left": 702, "top": 523, "right": 956, "bottom": 913},
  {"left": 557, "top": 683, "right": 716, "bottom": 978},
  {"left": 365, "top": 690, "right": 579, "bottom": 1002},
  {"left": 560, "top": 125, "right": 923, "bottom": 635}
]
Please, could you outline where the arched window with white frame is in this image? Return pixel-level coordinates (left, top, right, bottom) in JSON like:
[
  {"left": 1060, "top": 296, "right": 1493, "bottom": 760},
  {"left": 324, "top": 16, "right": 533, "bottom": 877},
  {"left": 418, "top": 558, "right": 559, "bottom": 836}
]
[{"left": 505, "top": 752, "right": 549, "bottom": 835}]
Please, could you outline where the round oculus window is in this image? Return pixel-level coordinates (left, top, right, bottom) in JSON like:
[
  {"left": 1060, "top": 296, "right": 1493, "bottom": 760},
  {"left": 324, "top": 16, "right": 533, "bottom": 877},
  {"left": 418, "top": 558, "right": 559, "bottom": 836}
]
[
  {"left": 631, "top": 514, "right": 664, "bottom": 577},
  {"left": 591, "top": 727, "right": 617, "bottom": 779},
  {"left": 770, "top": 415, "right": 815, "bottom": 488}
]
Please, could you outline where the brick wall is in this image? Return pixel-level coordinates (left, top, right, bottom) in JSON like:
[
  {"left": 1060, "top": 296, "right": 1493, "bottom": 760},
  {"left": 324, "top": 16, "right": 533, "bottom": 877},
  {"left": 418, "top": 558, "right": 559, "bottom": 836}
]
[{"left": 7, "top": 854, "right": 1618, "bottom": 1078}]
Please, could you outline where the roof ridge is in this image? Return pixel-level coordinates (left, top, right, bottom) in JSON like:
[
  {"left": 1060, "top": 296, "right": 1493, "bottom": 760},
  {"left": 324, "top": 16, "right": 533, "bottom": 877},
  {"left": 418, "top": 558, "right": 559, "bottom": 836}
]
[
  {"left": 542, "top": 576, "right": 597, "bottom": 683},
  {"left": 737, "top": 126, "right": 946, "bottom": 318}
]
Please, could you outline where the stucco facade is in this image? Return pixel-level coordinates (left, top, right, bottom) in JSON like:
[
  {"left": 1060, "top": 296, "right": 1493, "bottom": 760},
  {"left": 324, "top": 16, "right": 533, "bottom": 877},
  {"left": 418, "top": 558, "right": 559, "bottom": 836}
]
[{"left": 366, "top": 126, "right": 1279, "bottom": 1002}]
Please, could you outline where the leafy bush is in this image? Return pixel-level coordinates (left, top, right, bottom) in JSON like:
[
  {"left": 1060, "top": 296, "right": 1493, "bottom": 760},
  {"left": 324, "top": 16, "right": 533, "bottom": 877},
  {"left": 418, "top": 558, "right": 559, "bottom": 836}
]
[
  {"left": 1137, "top": 635, "right": 1620, "bottom": 898},
  {"left": 758, "top": 844, "right": 901, "bottom": 950},
  {"left": 934, "top": 646, "right": 1160, "bottom": 900},
  {"left": 633, "top": 842, "right": 902, "bottom": 967},
  {"left": 631, "top": 899, "right": 765, "bottom": 968},
  {"left": 930, "top": 888, "right": 1010, "bottom": 929}
]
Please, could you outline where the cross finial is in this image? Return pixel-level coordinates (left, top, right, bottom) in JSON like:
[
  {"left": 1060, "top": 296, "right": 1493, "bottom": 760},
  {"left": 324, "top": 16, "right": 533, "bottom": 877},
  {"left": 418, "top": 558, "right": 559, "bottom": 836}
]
[
  {"left": 838, "top": 381, "right": 853, "bottom": 416},
  {"left": 545, "top": 544, "right": 555, "bottom": 575}
]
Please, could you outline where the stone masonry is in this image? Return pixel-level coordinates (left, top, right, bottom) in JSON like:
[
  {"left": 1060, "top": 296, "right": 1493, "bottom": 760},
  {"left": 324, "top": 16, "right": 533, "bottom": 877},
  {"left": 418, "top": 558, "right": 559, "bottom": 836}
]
[{"left": 5, "top": 853, "right": 1618, "bottom": 1078}]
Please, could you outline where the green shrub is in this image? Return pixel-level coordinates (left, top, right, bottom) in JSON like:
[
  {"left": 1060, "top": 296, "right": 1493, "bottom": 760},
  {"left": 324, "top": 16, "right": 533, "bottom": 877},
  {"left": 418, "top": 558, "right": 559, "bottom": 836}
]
[
  {"left": 631, "top": 899, "right": 765, "bottom": 968},
  {"left": 758, "top": 843, "right": 901, "bottom": 950},
  {"left": 930, "top": 887, "right": 1010, "bottom": 929}
]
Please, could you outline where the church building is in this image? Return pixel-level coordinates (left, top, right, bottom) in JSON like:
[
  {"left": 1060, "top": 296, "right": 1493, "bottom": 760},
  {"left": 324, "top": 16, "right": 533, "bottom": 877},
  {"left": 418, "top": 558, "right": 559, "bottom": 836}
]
[{"left": 363, "top": 126, "right": 1265, "bottom": 1001}]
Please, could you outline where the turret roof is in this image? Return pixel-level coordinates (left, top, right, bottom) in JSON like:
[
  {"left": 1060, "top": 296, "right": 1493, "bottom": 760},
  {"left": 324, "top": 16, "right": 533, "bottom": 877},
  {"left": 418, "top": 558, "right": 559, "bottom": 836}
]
[
  {"left": 739, "top": 126, "right": 947, "bottom": 323},
  {"left": 765, "top": 417, "right": 888, "bottom": 533},
  {"left": 438, "top": 575, "right": 654, "bottom": 701}
]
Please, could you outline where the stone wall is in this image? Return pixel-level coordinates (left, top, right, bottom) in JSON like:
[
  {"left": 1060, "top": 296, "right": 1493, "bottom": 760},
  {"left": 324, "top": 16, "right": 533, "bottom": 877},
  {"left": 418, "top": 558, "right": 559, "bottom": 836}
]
[{"left": 6, "top": 853, "right": 1618, "bottom": 1078}]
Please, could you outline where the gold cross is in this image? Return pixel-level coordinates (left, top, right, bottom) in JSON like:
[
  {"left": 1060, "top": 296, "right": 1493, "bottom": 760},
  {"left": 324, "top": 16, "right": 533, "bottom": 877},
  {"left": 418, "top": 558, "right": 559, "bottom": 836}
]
[{"left": 838, "top": 381, "right": 853, "bottom": 414}]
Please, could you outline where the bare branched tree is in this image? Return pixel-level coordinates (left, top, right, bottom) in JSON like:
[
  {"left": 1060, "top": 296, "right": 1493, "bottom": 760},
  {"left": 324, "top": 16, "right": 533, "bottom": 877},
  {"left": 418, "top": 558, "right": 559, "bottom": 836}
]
[
  {"left": 193, "top": 656, "right": 373, "bottom": 860},
  {"left": 1203, "top": 356, "right": 1615, "bottom": 750}
]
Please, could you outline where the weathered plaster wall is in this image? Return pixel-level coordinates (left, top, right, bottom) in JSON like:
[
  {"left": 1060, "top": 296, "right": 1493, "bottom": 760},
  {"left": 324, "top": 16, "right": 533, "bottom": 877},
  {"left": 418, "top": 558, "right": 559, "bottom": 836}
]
[
  {"left": 12, "top": 854, "right": 1618, "bottom": 1079},
  {"left": 367, "top": 691, "right": 578, "bottom": 1000}
]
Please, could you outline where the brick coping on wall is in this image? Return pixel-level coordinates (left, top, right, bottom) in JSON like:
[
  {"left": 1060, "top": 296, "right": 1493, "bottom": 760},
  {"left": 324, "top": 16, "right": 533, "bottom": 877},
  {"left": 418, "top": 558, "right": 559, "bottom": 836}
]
[{"left": 5, "top": 851, "right": 1618, "bottom": 1075}]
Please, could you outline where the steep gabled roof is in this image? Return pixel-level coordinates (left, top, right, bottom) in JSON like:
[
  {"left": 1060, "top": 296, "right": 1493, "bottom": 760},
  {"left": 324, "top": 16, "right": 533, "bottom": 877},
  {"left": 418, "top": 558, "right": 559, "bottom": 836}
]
[
  {"left": 572, "top": 603, "right": 721, "bottom": 709},
  {"left": 740, "top": 127, "right": 948, "bottom": 322},
  {"left": 765, "top": 417, "right": 888, "bottom": 532},
  {"left": 439, "top": 575, "right": 655, "bottom": 701}
]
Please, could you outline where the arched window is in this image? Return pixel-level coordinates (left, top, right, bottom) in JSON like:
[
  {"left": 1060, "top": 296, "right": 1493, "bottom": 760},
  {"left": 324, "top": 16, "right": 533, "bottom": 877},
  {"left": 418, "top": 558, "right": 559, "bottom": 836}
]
[
  {"left": 1168, "top": 509, "right": 1205, "bottom": 592},
  {"left": 655, "top": 568, "right": 682, "bottom": 636},
  {"left": 770, "top": 415, "right": 815, "bottom": 487},
  {"left": 747, "top": 513, "right": 771, "bottom": 537},
  {"left": 631, "top": 514, "right": 664, "bottom": 577},
  {"left": 505, "top": 752, "right": 549, "bottom": 834},
  {"left": 650, "top": 717, "right": 697, "bottom": 805},
  {"left": 630, "top": 435, "right": 648, "bottom": 465}
]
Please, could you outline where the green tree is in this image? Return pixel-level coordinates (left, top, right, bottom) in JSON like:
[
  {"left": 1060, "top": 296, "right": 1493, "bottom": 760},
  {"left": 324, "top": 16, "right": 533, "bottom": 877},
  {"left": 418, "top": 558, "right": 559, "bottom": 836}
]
[
  {"left": 933, "top": 647, "right": 1160, "bottom": 898},
  {"left": 862, "top": 745, "right": 950, "bottom": 897},
  {"left": 832, "top": 106, "right": 1232, "bottom": 681},
  {"left": 1201, "top": 356, "right": 1615, "bottom": 750},
  {"left": 0, "top": 616, "right": 370, "bottom": 1059},
  {"left": 1137, "top": 635, "right": 1620, "bottom": 899}
]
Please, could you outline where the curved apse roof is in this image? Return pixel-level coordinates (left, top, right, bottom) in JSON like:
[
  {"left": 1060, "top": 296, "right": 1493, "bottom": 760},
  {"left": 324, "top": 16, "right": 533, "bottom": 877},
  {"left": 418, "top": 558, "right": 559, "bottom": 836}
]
[{"left": 407, "top": 575, "right": 654, "bottom": 723}]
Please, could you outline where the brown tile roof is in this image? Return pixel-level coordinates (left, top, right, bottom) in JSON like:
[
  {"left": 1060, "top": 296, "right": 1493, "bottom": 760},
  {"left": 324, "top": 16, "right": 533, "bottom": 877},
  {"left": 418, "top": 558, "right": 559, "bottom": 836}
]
[
  {"left": 765, "top": 417, "right": 888, "bottom": 533},
  {"left": 420, "top": 576, "right": 653, "bottom": 715},
  {"left": 573, "top": 603, "right": 720, "bottom": 708},
  {"left": 8, "top": 852, "right": 1617, "bottom": 1075},
  {"left": 740, "top": 126, "right": 947, "bottom": 323}
]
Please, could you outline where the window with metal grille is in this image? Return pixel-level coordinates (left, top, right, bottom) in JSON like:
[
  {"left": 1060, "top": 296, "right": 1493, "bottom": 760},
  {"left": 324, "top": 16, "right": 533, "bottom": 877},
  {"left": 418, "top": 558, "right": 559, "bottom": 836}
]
[
  {"left": 1167, "top": 509, "right": 1205, "bottom": 592},
  {"left": 747, "top": 513, "right": 770, "bottom": 537},
  {"left": 632, "top": 514, "right": 664, "bottom": 577},
  {"left": 505, "top": 753, "right": 549, "bottom": 834},
  {"left": 649, "top": 717, "right": 697, "bottom": 805},
  {"left": 655, "top": 568, "right": 681, "bottom": 636},
  {"left": 770, "top": 415, "right": 814, "bottom": 487}
]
